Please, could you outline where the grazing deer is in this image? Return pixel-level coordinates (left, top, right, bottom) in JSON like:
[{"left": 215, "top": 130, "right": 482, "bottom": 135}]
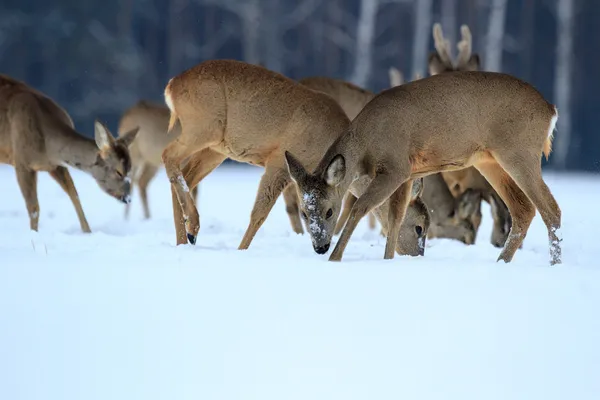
[
  {"left": 428, "top": 22, "right": 512, "bottom": 248},
  {"left": 0, "top": 74, "right": 137, "bottom": 232},
  {"left": 285, "top": 71, "right": 561, "bottom": 265},
  {"left": 118, "top": 100, "right": 198, "bottom": 220},
  {"left": 161, "top": 60, "right": 429, "bottom": 256},
  {"left": 299, "top": 75, "right": 480, "bottom": 245}
]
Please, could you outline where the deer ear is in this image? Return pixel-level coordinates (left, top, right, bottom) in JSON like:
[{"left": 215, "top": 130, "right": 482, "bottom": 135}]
[
  {"left": 284, "top": 151, "right": 307, "bottom": 183},
  {"left": 388, "top": 67, "right": 403, "bottom": 87},
  {"left": 457, "top": 189, "right": 481, "bottom": 219},
  {"left": 411, "top": 177, "right": 424, "bottom": 199},
  {"left": 324, "top": 155, "right": 346, "bottom": 187},
  {"left": 94, "top": 120, "right": 115, "bottom": 151},
  {"left": 117, "top": 126, "right": 140, "bottom": 148},
  {"left": 465, "top": 54, "right": 481, "bottom": 71}
]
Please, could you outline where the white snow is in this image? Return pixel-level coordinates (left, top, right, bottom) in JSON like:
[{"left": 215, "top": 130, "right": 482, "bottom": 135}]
[{"left": 1, "top": 164, "right": 599, "bottom": 400}]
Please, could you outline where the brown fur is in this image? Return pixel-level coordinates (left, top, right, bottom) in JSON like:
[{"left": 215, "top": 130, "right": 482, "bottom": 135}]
[
  {"left": 0, "top": 74, "right": 137, "bottom": 232},
  {"left": 289, "top": 70, "right": 562, "bottom": 265},
  {"left": 161, "top": 60, "right": 353, "bottom": 252},
  {"left": 427, "top": 22, "right": 515, "bottom": 248},
  {"left": 300, "top": 75, "right": 479, "bottom": 246}
]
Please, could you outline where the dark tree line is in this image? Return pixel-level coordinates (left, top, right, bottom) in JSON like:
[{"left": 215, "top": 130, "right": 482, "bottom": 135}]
[{"left": 1, "top": 0, "right": 598, "bottom": 171}]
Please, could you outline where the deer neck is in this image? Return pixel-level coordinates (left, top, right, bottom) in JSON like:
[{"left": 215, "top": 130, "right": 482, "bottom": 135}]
[{"left": 47, "top": 124, "right": 100, "bottom": 173}]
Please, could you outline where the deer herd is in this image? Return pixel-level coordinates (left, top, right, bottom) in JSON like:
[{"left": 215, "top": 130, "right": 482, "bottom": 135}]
[{"left": 0, "top": 23, "right": 562, "bottom": 265}]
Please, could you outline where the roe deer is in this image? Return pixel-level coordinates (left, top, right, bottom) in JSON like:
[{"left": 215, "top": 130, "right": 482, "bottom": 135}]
[
  {"left": 299, "top": 75, "right": 479, "bottom": 245},
  {"left": 387, "top": 67, "right": 483, "bottom": 245},
  {"left": 428, "top": 22, "right": 512, "bottom": 248},
  {"left": 118, "top": 100, "right": 198, "bottom": 220},
  {"left": 0, "top": 74, "right": 137, "bottom": 232},
  {"left": 285, "top": 71, "right": 562, "bottom": 265},
  {"left": 161, "top": 60, "right": 428, "bottom": 256}
]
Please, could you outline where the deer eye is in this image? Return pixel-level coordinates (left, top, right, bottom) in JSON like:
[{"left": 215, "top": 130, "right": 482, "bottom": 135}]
[
  {"left": 325, "top": 208, "right": 333, "bottom": 219},
  {"left": 301, "top": 211, "right": 308, "bottom": 220},
  {"left": 415, "top": 226, "right": 423, "bottom": 236}
]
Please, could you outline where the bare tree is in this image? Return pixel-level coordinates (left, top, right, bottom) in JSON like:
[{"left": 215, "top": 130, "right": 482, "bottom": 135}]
[
  {"left": 552, "top": 0, "right": 575, "bottom": 169},
  {"left": 350, "top": 0, "right": 380, "bottom": 86},
  {"left": 411, "top": 0, "right": 433, "bottom": 78},
  {"left": 484, "top": 0, "right": 507, "bottom": 72}
]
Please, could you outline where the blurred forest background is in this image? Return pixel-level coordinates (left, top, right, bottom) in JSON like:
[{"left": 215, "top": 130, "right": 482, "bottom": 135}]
[{"left": 1, "top": 0, "right": 597, "bottom": 171}]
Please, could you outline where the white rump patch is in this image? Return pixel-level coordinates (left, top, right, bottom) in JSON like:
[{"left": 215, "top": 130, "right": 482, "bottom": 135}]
[
  {"left": 164, "top": 79, "right": 175, "bottom": 112},
  {"left": 548, "top": 108, "right": 558, "bottom": 139}
]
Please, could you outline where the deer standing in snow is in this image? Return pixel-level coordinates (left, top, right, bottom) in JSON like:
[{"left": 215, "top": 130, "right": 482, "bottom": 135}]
[
  {"left": 161, "top": 60, "right": 429, "bottom": 256},
  {"left": 285, "top": 70, "right": 562, "bottom": 265},
  {"left": 0, "top": 74, "right": 137, "bottom": 232},
  {"left": 118, "top": 100, "right": 198, "bottom": 220},
  {"left": 299, "top": 75, "right": 480, "bottom": 245},
  {"left": 427, "top": 23, "right": 512, "bottom": 248}
]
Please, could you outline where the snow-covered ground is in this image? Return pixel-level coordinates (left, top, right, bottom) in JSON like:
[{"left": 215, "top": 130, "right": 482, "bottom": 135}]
[{"left": 1, "top": 163, "right": 599, "bottom": 400}]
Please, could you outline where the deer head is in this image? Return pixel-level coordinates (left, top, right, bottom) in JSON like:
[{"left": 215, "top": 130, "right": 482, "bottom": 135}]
[
  {"left": 428, "top": 23, "right": 480, "bottom": 75},
  {"left": 90, "top": 121, "right": 139, "bottom": 204},
  {"left": 285, "top": 151, "right": 429, "bottom": 256}
]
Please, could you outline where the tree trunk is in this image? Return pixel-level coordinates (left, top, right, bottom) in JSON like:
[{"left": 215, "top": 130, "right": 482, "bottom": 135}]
[
  {"left": 484, "top": 0, "right": 507, "bottom": 72},
  {"left": 552, "top": 0, "right": 575, "bottom": 169},
  {"left": 241, "top": 0, "right": 262, "bottom": 64},
  {"left": 411, "top": 0, "right": 433, "bottom": 79},
  {"left": 350, "top": 0, "right": 379, "bottom": 87}
]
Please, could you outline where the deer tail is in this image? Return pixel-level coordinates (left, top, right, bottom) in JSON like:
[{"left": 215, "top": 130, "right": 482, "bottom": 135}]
[
  {"left": 543, "top": 106, "right": 558, "bottom": 161},
  {"left": 164, "top": 78, "right": 178, "bottom": 133}
]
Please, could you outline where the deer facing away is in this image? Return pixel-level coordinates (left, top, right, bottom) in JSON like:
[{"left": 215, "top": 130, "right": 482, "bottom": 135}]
[
  {"left": 0, "top": 74, "right": 137, "bottom": 232},
  {"left": 285, "top": 70, "right": 562, "bottom": 265},
  {"left": 428, "top": 22, "right": 512, "bottom": 248},
  {"left": 299, "top": 75, "right": 480, "bottom": 246},
  {"left": 161, "top": 60, "right": 428, "bottom": 257},
  {"left": 118, "top": 100, "right": 198, "bottom": 220}
]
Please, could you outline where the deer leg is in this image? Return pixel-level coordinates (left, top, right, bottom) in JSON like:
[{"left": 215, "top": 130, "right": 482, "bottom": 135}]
[
  {"left": 15, "top": 165, "right": 40, "bottom": 231},
  {"left": 239, "top": 165, "right": 290, "bottom": 250},
  {"left": 368, "top": 212, "right": 377, "bottom": 230},
  {"left": 491, "top": 151, "right": 562, "bottom": 265},
  {"left": 282, "top": 184, "right": 304, "bottom": 234},
  {"left": 330, "top": 170, "right": 406, "bottom": 262},
  {"left": 48, "top": 166, "right": 91, "bottom": 233},
  {"left": 191, "top": 186, "right": 199, "bottom": 204},
  {"left": 136, "top": 163, "right": 159, "bottom": 220},
  {"left": 124, "top": 165, "right": 139, "bottom": 220},
  {"left": 474, "top": 160, "right": 536, "bottom": 264},
  {"left": 384, "top": 180, "right": 414, "bottom": 259},
  {"left": 334, "top": 193, "right": 357, "bottom": 235},
  {"left": 171, "top": 148, "right": 226, "bottom": 245}
]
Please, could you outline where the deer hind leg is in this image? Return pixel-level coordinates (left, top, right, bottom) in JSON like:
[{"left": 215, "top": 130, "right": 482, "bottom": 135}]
[
  {"left": 49, "top": 166, "right": 91, "bottom": 233},
  {"left": 474, "top": 159, "right": 537, "bottom": 264},
  {"left": 239, "top": 164, "right": 290, "bottom": 250},
  {"left": 136, "top": 163, "right": 159, "bottom": 220},
  {"left": 334, "top": 193, "right": 357, "bottom": 235},
  {"left": 15, "top": 165, "right": 40, "bottom": 231},
  {"left": 368, "top": 213, "right": 377, "bottom": 230},
  {"left": 282, "top": 184, "right": 304, "bottom": 234},
  {"left": 330, "top": 169, "right": 408, "bottom": 262},
  {"left": 491, "top": 150, "right": 562, "bottom": 265},
  {"left": 171, "top": 148, "right": 226, "bottom": 245},
  {"left": 384, "top": 180, "right": 414, "bottom": 259}
]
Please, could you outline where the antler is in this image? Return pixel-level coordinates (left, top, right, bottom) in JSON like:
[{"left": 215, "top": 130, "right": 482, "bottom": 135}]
[
  {"left": 388, "top": 67, "right": 404, "bottom": 87},
  {"left": 432, "top": 23, "right": 453, "bottom": 68},
  {"left": 456, "top": 25, "right": 472, "bottom": 68}
]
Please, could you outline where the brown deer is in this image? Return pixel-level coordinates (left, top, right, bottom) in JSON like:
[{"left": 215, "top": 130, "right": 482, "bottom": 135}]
[
  {"left": 118, "top": 100, "right": 198, "bottom": 220},
  {"left": 428, "top": 22, "right": 512, "bottom": 248},
  {"left": 0, "top": 74, "right": 138, "bottom": 232},
  {"left": 298, "top": 75, "right": 480, "bottom": 245},
  {"left": 285, "top": 71, "right": 561, "bottom": 265},
  {"left": 161, "top": 60, "right": 428, "bottom": 256}
]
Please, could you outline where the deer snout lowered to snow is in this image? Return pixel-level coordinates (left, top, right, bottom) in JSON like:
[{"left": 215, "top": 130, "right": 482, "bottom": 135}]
[{"left": 288, "top": 70, "right": 561, "bottom": 265}]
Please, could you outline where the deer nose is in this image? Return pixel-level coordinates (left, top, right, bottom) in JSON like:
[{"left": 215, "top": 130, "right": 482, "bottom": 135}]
[
  {"left": 187, "top": 233, "right": 197, "bottom": 245},
  {"left": 314, "top": 243, "right": 330, "bottom": 254}
]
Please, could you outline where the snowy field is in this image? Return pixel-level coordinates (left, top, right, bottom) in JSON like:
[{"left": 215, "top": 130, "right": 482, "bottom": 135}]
[{"left": 1, "top": 163, "right": 599, "bottom": 400}]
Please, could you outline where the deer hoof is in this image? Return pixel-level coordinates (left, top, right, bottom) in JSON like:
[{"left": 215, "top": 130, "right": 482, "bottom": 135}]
[{"left": 187, "top": 233, "right": 197, "bottom": 245}]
